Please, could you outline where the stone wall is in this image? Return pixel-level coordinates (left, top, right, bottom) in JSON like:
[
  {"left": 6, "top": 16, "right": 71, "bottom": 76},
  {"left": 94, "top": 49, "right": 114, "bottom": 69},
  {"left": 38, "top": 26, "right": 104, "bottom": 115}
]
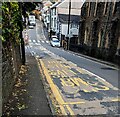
[{"left": 78, "top": 2, "right": 120, "bottom": 65}]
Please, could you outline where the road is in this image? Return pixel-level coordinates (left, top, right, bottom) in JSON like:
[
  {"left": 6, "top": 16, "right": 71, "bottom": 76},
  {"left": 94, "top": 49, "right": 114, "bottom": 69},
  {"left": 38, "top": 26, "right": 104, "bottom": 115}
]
[{"left": 25, "top": 20, "right": 119, "bottom": 116}]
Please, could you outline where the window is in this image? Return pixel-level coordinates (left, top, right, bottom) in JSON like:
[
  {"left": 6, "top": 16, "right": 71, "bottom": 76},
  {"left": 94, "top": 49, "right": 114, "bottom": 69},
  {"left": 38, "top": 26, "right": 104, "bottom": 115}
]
[
  {"left": 87, "top": 2, "right": 90, "bottom": 16},
  {"left": 55, "top": 8, "right": 56, "bottom": 15},
  {"left": 103, "top": 2, "right": 107, "bottom": 15},
  {"left": 94, "top": 0, "right": 98, "bottom": 16},
  {"left": 90, "top": 2, "right": 96, "bottom": 17},
  {"left": 104, "top": 3, "right": 108, "bottom": 15},
  {"left": 51, "top": 18, "right": 53, "bottom": 27},
  {"left": 84, "top": 27, "right": 89, "bottom": 44},
  {"left": 96, "top": 2, "right": 104, "bottom": 16},
  {"left": 100, "top": 29, "right": 104, "bottom": 48},
  {"left": 71, "top": 24, "right": 78, "bottom": 28},
  {"left": 54, "top": 18, "right": 56, "bottom": 28},
  {"left": 89, "top": 3, "right": 92, "bottom": 16},
  {"left": 113, "top": 2, "right": 120, "bottom": 14},
  {"left": 57, "top": 19, "right": 59, "bottom": 30}
]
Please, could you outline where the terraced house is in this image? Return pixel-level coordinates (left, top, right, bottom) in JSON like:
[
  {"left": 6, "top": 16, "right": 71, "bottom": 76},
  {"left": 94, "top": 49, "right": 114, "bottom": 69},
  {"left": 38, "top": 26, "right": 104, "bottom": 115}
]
[
  {"left": 78, "top": 1, "right": 120, "bottom": 65},
  {"left": 56, "top": 0, "right": 84, "bottom": 48}
]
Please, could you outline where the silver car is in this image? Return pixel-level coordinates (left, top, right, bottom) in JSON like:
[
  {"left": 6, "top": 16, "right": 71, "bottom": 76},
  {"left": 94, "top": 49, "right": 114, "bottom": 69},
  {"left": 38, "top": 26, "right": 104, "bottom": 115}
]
[{"left": 50, "top": 38, "right": 60, "bottom": 47}]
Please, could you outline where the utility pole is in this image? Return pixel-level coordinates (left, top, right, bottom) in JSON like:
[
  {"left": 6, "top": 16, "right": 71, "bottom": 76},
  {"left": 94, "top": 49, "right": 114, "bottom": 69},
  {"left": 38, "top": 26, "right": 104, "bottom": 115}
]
[
  {"left": 67, "top": 0, "right": 71, "bottom": 50},
  {"left": 50, "top": 8, "right": 52, "bottom": 39},
  {"left": 19, "top": 2, "right": 26, "bottom": 65}
]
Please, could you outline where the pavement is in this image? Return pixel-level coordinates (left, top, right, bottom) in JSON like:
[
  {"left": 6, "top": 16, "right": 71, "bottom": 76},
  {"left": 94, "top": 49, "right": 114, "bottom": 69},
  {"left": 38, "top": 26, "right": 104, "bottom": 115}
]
[{"left": 2, "top": 53, "right": 53, "bottom": 116}]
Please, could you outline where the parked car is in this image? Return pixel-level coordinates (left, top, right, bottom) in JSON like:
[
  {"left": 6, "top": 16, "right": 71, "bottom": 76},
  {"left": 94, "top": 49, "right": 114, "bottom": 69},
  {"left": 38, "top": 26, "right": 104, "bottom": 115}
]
[
  {"left": 29, "top": 25, "right": 34, "bottom": 29},
  {"left": 51, "top": 35, "right": 57, "bottom": 38},
  {"left": 50, "top": 37, "right": 60, "bottom": 47},
  {"left": 29, "top": 20, "right": 36, "bottom": 26}
]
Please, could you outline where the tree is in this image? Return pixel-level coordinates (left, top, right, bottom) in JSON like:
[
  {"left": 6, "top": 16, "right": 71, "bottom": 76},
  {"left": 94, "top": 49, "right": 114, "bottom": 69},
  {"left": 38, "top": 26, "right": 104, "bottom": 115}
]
[{"left": 2, "top": 2, "right": 39, "bottom": 65}]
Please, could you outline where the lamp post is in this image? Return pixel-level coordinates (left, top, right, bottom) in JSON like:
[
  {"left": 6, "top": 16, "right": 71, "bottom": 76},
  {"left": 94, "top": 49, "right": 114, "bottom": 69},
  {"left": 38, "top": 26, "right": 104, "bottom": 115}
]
[{"left": 67, "top": 0, "right": 71, "bottom": 50}]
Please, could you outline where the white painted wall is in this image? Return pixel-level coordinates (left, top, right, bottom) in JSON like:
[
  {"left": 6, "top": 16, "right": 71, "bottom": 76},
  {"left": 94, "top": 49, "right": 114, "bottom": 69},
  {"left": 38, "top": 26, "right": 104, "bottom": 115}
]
[
  {"left": 51, "top": 8, "right": 58, "bottom": 32},
  {"left": 70, "top": 27, "right": 79, "bottom": 36},
  {"left": 61, "top": 24, "right": 68, "bottom": 36},
  {"left": 61, "top": 23, "right": 79, "bottom": 37}
]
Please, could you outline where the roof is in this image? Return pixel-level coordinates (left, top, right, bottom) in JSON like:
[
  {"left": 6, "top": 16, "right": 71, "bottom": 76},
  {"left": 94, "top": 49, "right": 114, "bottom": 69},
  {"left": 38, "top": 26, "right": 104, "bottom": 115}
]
[
  {"left": 50, "top": 2, "right": 61, "bottom": 9},
  {"left": 42, "top": 1, "right": 52, "bottom": 7},
  {"left": 57, "top": 0, "right": 84, "bottom": 15},
  {"left": 58, "top": 14, "right": 80, "bottom": 24},
  {"left": 57, "top": 0, "right": 84, "bottom": 9},
  {"left": 57, "top": 8, "right": 81, "bottom": 15},
  {"left": 42, "top": 6, "right": 49, "bottom": 12}
]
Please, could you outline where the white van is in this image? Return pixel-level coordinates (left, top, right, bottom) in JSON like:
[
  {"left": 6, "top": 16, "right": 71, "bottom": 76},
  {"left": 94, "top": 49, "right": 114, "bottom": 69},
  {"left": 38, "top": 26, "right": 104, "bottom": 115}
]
[{"left": 29, "top": 15, "right": 36, "bottom": 26}]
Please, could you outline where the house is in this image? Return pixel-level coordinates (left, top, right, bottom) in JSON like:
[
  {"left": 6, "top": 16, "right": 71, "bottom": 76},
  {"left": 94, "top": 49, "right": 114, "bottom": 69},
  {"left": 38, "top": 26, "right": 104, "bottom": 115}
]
[
  {"left": 57, "top": 14, "right": 80, "bottom": 46},
  {"left": 56, "top": 0, "right": 84, "bottom": 48},
  {"left": 78, "top": 1, "right": 120, "bottom": 64},
  {"left": 49, "top": 1, "right": 62, "bottom": 36},
  {"left": 41, "top": 1, "right": 52, "bottom": 29}
]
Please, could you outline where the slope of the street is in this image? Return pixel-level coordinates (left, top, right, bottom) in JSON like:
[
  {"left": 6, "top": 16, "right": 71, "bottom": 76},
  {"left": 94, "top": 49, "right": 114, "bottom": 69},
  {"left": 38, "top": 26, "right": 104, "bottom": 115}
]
[{"left": 24, "top": 20, "right": 119, "bottom": 116}]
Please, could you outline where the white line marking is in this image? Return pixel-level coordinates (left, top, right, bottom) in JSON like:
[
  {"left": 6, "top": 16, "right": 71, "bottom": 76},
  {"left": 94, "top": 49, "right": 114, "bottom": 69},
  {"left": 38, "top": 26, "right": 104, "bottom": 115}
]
[
  {"left": 42, "top": 40, "right": 45, "bottom": 43},
  {"left": 46, "top": 41, "right": 49, "bottom": 43},
  {"left": 29, "top": 40, "right": 32, "bottom": 42},
  {"left": 33, "top": 40, "right": 36, "bottom": 43}
]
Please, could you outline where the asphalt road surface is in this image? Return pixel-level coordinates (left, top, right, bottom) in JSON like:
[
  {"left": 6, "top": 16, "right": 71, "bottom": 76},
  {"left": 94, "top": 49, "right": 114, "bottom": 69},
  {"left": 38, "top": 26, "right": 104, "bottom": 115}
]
[{"left": 25, "top": 20, "right": 119, "bottom": 116}]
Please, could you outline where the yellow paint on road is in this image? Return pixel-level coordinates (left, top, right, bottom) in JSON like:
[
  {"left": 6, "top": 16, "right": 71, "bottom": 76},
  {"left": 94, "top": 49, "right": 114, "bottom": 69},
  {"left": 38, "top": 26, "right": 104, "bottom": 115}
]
[
  {"left": 112, "top": 98, "right": 120, "bottom": 102},
  {"left": 95, "top": 85, "right": 109, "bottom": 91},
  {"left": 63, "top": 101, "right": 85, "bottom": 105},
  {"left": 70, "top": 78, "right": 88, "bottom": 86},
  {"left": 60, "top": 77, "right": 88, "bottom": 87},
  {"left": 39, "top": 59, "right": 74, "bottom": 115},
  {"left": 60, "top": 78, "right": 74, "bottom": 87},
  {"left": 69, "top": 70, "right": 77, "bottom": 75},
  {"left": 87, "top": 82, "right": 109, "bottom": 91},
  {"left": 66, "top": 105, "right": 74, "bottom": 115},
  {"left": 62, "top": 70, "right": 68, "bottom": 76},
  {"left": 57, "top": 70, "right": 66, "bottom": 78},
  {"left": 37, "top": 58, "right": 118, "bottom": 115}
]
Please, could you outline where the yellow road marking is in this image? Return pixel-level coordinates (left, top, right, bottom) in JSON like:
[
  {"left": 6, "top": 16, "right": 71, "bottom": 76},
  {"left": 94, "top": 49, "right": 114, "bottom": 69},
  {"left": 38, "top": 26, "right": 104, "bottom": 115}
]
[
  {"left": 70, "top": 78, "right": 88, "bottom": 86},
  {"left": 69, "top": 70, "right": 77, "bottom": 75},
  {"left": 112, "top": 98, "right": 120, "bottom": 102},
  {"left": 57, "top": 70, "right": 66, "bottom": 78},
  {"left": 95, "top": 86, "right": 109, "bottom": 91},
  {"left": 56, "top": 64, "right": 59, "bottom": 68},
  {"left": 61, "top": 78, "right": 69, "bottom": 86},
  {"left": 39, "top": 59, "right": 74, "bottom": 115},
  {"left": 66, "top": 105, "right": 74, "bottom": 115},
  {"left": 62, "top": 69, "right": 68, "bottom": 76},
  {"left": 87, "top": 82, "right": 109, "bottom": 91},
  {"left": 63, "top": 101, "right": 85, "bottom": 105},
  {"left": 83, "top": 89, "right": 91, "bottom": 92},
  {"left": 59, "top": 105, "right": 67, "bottom": 115}
]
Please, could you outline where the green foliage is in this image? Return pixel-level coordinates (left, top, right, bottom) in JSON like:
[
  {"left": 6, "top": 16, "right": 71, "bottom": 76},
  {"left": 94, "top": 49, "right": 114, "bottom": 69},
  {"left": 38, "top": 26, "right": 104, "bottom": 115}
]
[
  {"left": 21, "top": 2, "right": 39, "bottom": 18},
  {"left": 2, "top": 2, "right": 21, "bottom": 44},
  {"left": 2, "top": 2, "right": 38, "bottom": 43}
]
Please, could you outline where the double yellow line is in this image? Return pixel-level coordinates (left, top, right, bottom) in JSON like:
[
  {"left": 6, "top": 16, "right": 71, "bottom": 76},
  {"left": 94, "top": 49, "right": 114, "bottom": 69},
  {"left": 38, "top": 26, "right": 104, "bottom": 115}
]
[{"left": 38, "top": 59, "right": 74, "bottom": 115}]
